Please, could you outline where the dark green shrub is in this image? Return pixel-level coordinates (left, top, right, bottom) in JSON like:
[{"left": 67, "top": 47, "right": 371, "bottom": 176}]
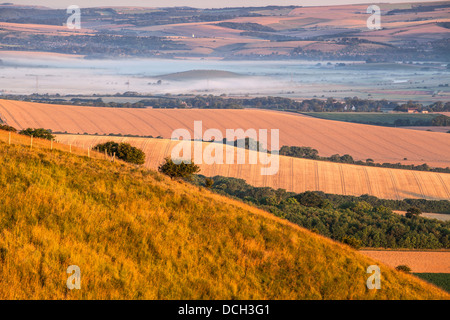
[
  {"left": 395, "top": 265, "right": 412, "bottom": 273},
  {"left": 0, "top": 124, "right": 17, "bottom": 132},
  {"left": 406, "top": 207, "right": 422, "bottom": 218},
  {"left": 19, "top": 128, "right": 55, "bottom": 140},
  {"left": 95, "top": 141, "right": 119, "bottom": 155},
  {"left": 158, "top": 157, "right": 200, "bottom": 180},
  {"left": 295, "top": 191, "right": 325, "bottom": 208},
  {"left": 94, "top": 141, "right": 145, "bottom": 165},
  {"left": 117, "top": 143, "right": 145, "bottom": 165},
  {"left": 432, "top": 115, "right": 450, "bottom": 126}
]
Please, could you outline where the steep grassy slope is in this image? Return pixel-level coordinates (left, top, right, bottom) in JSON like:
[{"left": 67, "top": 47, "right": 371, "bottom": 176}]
[
  {"left": 1, "top": 100, "right": 450, "bottom": 167},
  {"left": 56, "top": 134, "right": 450, "bottom": 200},
  {"left": 0, "top": 130, "right": 448, "bottom": 299}
]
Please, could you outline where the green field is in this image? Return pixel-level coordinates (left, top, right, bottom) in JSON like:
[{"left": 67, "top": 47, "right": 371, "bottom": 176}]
[
  {"left": 414, "top": 274, "right": 450, "bottom": 293},
  {"left": 302, "top": 112, "right": 440, "bottom": 127}
]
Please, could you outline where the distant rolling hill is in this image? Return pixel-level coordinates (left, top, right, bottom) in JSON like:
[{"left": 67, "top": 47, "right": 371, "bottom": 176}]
[
  {"left": 1, "top": 2, "right": 448, "bottom": 60},
  {"left": 0, "top": 128, "right": 448, "bottom": 299},
  {"left": 55, "top": 135, "right": 450, "bottom": 201},
  {"left": 156, "top": 69, "right": 244, "bottom": 80},
  {"left": 1, "top": 100, "right": 449, "bottom": 168}
]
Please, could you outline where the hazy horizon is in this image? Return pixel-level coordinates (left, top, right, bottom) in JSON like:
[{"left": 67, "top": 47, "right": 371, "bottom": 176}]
[{"left": 3, "top": 0, "right": 443, "bottom": 9}]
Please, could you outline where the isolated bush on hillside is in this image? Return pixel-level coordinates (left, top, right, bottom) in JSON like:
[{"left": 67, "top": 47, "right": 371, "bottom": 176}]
[
  {"left": 117, "top": 143, "right": 146, "bottom": 165},
  {"left": 94, "top": 141, "right": 145, "bottom": 165},
  {"left": 0, "top": 124, "right": 17, "bottom": 132},
  {"left": 395, "top": 265, "right": 412, "bottom": 273},
  {"left": 94, "top": 141, "right": 119, "bottom": 155},
  {"left": 19, "top": 128, "right": 55, "bottom": 140},
  {"left": 158, "top": 157, "right": 200, "bottom": 180}
]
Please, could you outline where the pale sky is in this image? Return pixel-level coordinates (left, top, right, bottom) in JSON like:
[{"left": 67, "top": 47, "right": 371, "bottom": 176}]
[{"left": 4, "top": 0, "right": 441, "bottom": 9}]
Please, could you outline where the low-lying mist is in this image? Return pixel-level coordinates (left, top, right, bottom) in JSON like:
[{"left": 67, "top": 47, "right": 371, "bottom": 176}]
[{"left": 0, "top": 53, "right": 447, "bottom": 102}]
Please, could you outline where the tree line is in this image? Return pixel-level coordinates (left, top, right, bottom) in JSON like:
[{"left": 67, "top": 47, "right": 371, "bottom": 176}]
[
  {"left": 278, "top": 145, "right": 450, "bottom": 173},
  {"left": 191, "top": 175, "right": 450, "bottom": 249},
  {"left": 3, "top": 94, "right": 450, "bottom": 113}
]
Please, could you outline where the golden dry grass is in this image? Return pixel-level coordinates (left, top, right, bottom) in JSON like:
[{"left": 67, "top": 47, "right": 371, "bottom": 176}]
[
  {"left": 0, "top": 129, "right": 448, "bottom": 299},
  {"left": 1, "top": 100, "right": 449, "bottom": 167},
  {"left": 55, "top": 134, "right": 450, "bottom": 201}
]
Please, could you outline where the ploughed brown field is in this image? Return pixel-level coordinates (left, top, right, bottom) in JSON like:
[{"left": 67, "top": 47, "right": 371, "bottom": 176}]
[
  {"left": 1, "top": 100, "right": 450, "bottom": 167},
  {"left": 360, "top": 250, "right": 450, "bottom": 273},
  {"left": 55, "top": 134, "right": 450, "bottom": 201}
]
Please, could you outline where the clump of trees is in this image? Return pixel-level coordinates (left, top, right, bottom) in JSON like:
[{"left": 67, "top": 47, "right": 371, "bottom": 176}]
[
  {"left": 191, "top": 175, "right": 450, "bottom": 249},
  {"left": 279, "top": 145, "right": 450, "bottom": 173},
  {"left": 295, "top": 191, "right": 328, "bottom": 208},
  {"left": 94, "top": 141, "right": 145, "bottom": 165},
  {"left": 279, "top": 146, "right": 319, "bottom": 159},
  {"left": 0, "top": 124, "right": 17, "bottom": 132},
  {"left": 158, "top": 157, "right": 200, "bottom": 179},
  {"left": 395, "top": 265, "right": 412, "bottom": 273},
  {"left": 432, "top": 115, "right": 450, "bottom": 126},
  {"left": 395, "top": 101, "right": 450, "bottom": 113},
  {"left": 406, "top": 207, "right": 422, "bottom": 218},
  {"left": 4, "top": 92, "right": 450, "bottom": 114},
  {"left": 19, "top": 128, "right": 55, "bottom": 140}
]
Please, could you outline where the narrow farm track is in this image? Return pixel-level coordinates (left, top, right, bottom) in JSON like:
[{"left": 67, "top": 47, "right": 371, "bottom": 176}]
[
  {"left": 55, "top": 135, "right": 450, "bottom": 200},
  {"left": 1, "top": 100, "right": 449, "bottom": 167}
]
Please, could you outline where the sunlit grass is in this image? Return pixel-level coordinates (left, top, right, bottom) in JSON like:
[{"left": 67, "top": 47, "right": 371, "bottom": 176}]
[{"left": 0, "top": 130, "right": 448, "bottom": 299}]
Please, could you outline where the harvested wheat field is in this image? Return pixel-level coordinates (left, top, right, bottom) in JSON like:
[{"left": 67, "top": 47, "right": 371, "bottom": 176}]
[
  {"left": 360, "top": 250, "right": 450, "bottom": 273},
  {"left": 1, "top": 100, "right": 450, "bottom": 167},
  {"left": 55, "top": 134, "right": 450, "bottom": 200}
]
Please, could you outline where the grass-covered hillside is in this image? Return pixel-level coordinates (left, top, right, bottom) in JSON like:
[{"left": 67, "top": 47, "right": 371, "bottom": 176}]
[{"left": 0, "top": 130, "right": 448, "bottom": 299}]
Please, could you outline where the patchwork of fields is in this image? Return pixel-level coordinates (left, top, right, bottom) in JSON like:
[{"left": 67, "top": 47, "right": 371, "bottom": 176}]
[
  {"left": 55, "top": 134, "right": 450, "bottom": 201},
  {"left": 1, "top": 100, "right": 450, "bottom": 167},
  {"left": 0, "top": 1, "right": 449, "bottom": 301}
]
